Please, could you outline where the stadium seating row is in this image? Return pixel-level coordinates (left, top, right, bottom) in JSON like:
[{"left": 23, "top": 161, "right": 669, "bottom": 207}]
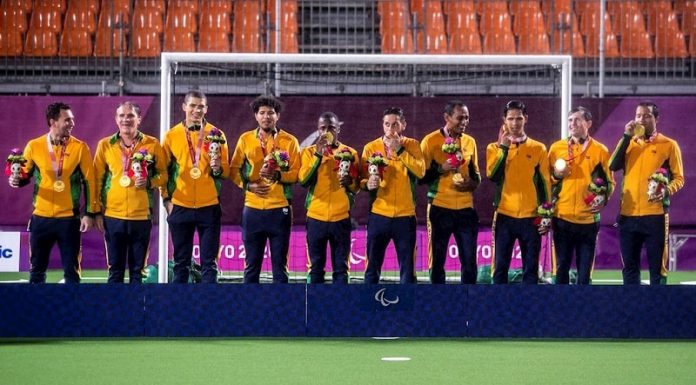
[
  {"left": 1, "top": 0, "right": 696, "bottom": 57},
  {"left": 0, "top": 0, "right": 297, "bottom": 57}
]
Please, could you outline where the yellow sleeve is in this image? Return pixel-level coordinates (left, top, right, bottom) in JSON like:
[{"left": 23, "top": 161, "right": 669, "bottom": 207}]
[
  {"left": 397, "top": 139, "right": 425, "bottom": 179},
  {"left": 667, "top": 141, "right": 685, "bottom": 196},
  {"left": 279, "top": 135, "right": 300, "bottom": 185},
  {"left": 229, "top": 134, "right": 247, "bottom": 189},
  {"left": 149, "top": 141, "right": 168, "bottom": 190},
  {"left": 80, "top": 143, "right": 100, "bottom": 214},
  {"left": 93, "top": 139, "right": 108, "bottom": 212}
]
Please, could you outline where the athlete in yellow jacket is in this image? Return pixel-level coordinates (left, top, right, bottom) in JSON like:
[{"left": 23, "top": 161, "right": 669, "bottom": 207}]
[
  {"left": 299, "top": 112, "right": 359, "bottom": 284},
  {"left": 163, "top": 91, "right": 229, "bottom": 284},
  {"left": 360, "top": 107, "right": 425, "bottom": 284},
  {"left": 93, "top": 102, "right": 168, "bottom": 283},
  {"left": 230, "top": 95, "right": 300, "bottom": 284},
  {"left": 609, "top": 102, "right": 684, "bottom": 285},
  {"left": 9, "top": 102, "right": 99, "bottom": 283},
  {"left": 548, "top": 107, "right": 614, "bottom": 284},
  {"left": 420, "top": 100, "right": 481, "bottom": 284},
  {"left": 486, "top": 100, "right": 551, "bottom": 284}
]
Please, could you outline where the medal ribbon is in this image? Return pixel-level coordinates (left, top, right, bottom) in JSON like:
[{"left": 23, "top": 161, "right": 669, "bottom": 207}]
[
  {"left": 185, "top": 127, "right": 206, "bottom": 169},
  {"left": 566, "top": 136, "right": 591, "bottom": 166},
  {"left": 257, "top": 128, "right": 277, "bottom": 158},
  {"left": 47, "top": 134, "right": 66, "bottom": 181},
  {"left": 119, "top": 135, "right": 139, "bottom": 174}
]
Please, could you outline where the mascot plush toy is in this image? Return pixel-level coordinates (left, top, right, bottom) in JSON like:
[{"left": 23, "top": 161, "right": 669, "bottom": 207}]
[{"left": 5, "top": 148, "right": 27, "bottom": 179}]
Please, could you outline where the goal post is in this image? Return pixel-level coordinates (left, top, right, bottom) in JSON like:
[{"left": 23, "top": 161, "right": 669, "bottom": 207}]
[{"left": 157, "top": 53, "right": 573, "bottom": 283}]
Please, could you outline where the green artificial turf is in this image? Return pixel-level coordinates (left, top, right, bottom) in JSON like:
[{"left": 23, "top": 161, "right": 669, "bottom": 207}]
[{"left": 1, "top": 338, "right": 695, "bottom": 385}]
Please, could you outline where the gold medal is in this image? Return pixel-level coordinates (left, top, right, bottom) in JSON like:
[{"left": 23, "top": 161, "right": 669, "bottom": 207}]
[
  {"left": 190, "top": 167, "right": 201, "bottom": 179},
  {"left": 633, "top": 124, "right": 645, "bottom": 138},
  {"left": 119, "top": 175, "right": 131, "bottom": 187},
  {"left": 53, "top": 180, "right": 65, "bottom": 192}
]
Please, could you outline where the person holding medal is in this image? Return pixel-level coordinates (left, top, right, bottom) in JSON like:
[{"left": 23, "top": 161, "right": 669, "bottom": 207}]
[
  {"left": 299, "top": 111, "right": 359, "bottom": 284},
  {"left": 162, "top": 90, "right": 230, "bottom": 284},
  {"left": 486, "top": 100, "right": 552, "bottom": 284},
  {"left": 93, "top": 102, "right": 168, "bottom": 284},
  {"left": 419, "top": 100, "right": 480, "bottom": 284},
  {"left": 7, "top": 102, "right": 99, "bottom": 283},
  {"left": 609, "top": 102, "right": 684, "bottom": 285},
  {"left": 360, "top": 107, "right": 425, "bottom": 284},
  {"left": 548, "top": 107, "right": 614, "bottom": 285},
  {"left": 229, "top": 95, "right": 300, "bottom": 284}
]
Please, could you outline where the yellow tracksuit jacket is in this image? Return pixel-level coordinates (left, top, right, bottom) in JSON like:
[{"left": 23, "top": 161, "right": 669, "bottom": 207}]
[
  {"left": 548, "top": 138, "right": 615, "bottom": 224},
  {"left": 486, "top": 137, "right": 552, "bottom": 218},
  {"left": 420, "top": 129, "right": 481, "bottom": 210},
  {"left": 162, "top": 122, "right": 230, "bottom": 208},
  {"left": 21, "top": 134, "right": 99, "bottom": 217},
  {"left": 299, "top": 143, "right": 360, "bottom": 222},
  {"left": 609, "top": 132, "right": 684, "bottom": 216},
  {"left": 360, "top": 136, "right": 425, "bottom": 218},
  {"left": 94, "top": 132, "right": 168, "bottom": 220},
  {"left": 229, "top": 128, "right": 300, "bottom": 210}
]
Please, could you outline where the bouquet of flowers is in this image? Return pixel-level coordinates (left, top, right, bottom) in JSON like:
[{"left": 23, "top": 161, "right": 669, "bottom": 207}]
[
  {"left": 204, "top": 128, "right": 226, "bottom": 161},
  {"left": 333, "top": 148, "right": 356, "bottom": 179},
  {"left": 262, "top": 149, "right": 290, "bottom": 184},
  {"left": 5, "top": 148, "right": 27, "bottom": 179},
  {"left": 441, "top": 137, "right": 463, "bottom": 168},
  {"left": 534, "top": 201, "right": 555, "bottom": 228},
  {"left": 129, "top": 149, "right": 154, "bottom": 179},
  {"left": 648, "top": 168, "right": 669, "bottom": 200},
  {"left": 584, "top": 177, "right": 608, "bottom": 208},
  {"left": 366, "top": 152, "right": 387, "bottom": 180}
]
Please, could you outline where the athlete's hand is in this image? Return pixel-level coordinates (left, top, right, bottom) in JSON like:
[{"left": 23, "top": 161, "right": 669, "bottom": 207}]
[{"left": 248, "top": 181, "right": 271, "bottom": 197}]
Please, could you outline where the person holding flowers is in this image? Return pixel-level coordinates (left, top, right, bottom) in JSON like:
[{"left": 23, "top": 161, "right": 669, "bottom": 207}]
[
  {"left": 93, "top": 101, "right": 168, "bottom": 283},
  {"left": 360, "top": 107, "right": 425, "bottom": 284},
  {"left": 7, "top": 102, "right": 99, "bottom": 283},
  {"left": 419, "top": 100, "right": 481, "bottom": 284},
  {"left": 547, "top": 106, "right": 614, "bottom": 285},
  {"left": 609, "top": 102, "right": 684, "bottom": 285},
  {"left": 163, "top": 90, "right": 230, "bottom": 284},
  {"left": 299, "top": 112, "right": 359, "bottom": 284},
  {"left": 230, "top": 95, "right": 300, "bottom": 284},
  {"left": 486, "top": 100, "right": 552, "bottom": 284}
]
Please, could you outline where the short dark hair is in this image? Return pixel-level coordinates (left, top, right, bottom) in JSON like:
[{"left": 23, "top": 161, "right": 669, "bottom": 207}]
[
  {"left": 638, "top": 101, "right": 659, "bottom": 119},
  {"left": 319, "top": 111, "right": 340, "bottom": 123},
  {"left": 444, "top": 100, "right": 467, "bottom": 116},
  {"left": 117, "top": 101, "right": 141, "bottom": 117},
  {"left": 184, "top": 90, "right": 207, "bottom": 104},
  {"left": 250, "top": 95, "right": 283, "bottom": 114},
  {"left": 46, "top": 102, "right": 71, "bottom": 126},
  {"left": 383, "top": 106, "right": 404, "bottom": 120},
  {"left": 503, "top": 100, "right": 527, "bottom": 117},
  {"left": 569, "top": 106, "right": 592, "bottom": 121}
]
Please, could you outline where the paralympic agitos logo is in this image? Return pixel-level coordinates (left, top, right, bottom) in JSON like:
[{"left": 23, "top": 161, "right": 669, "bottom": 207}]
[{"left": 374, "top": 288, "right": 399, "bottom": 307}]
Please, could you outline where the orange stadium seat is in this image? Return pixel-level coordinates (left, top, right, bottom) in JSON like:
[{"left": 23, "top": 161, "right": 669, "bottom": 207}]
[
  {"left": 513, "top": 9, "right": 546, "bottom": 36},
  {"left": 646, "top": 10, "right": 680, "bottom": 36},
  {"left": 477, "top": 0, "right": 508, "bottom": 15},
  {"left": 135, "top": 0, "right": 165, "bottom": 13},
  {"left": 479, "top": 9, "right": 512, "bottom": 36},
  {"left": 653, "top": 29, "right": 689, "bottom": 58},
  {"left": 2, "top": 0, "right": 32, "bottom": 13},
  {"left": 606, "top": 1, "right": 641, "bottom": 18},
  {"left": 98, "top": 5, "right": 130, "bottom": 32},
  {"left": 164, "top": 30, "right": 195, "bottom": 52},
  {"left": 69, "top": 0, "right": 100, "bottom": 14},
  {"left": 93, "top": 27, "right": 126, "bottom": 57},
  {"left": 34, "top": 0, "right": 67, "bottom": 15},
  {"left": 579, "top": 10, "right": 613, "bottom": 37},
  {"left": 614, "top": 13, "right": 646, "bottom": 37},
  {"left": 682, "top": 4, "right": 696, "bottom": 36},
  {"left": 232, "top": 0, "right": 262, "bottom": 52},
  {"left": 690, "top": 30, "right": 696, "bottom": 56},
  {"left": 509, "top": 0, "right": 541, "bottom": 15},
  {"left": 100, "top": 0, "right": 131, "bottom": 17},
  {"left": 620, "top": 30, "right": 655, "bottom": 58},
  {"left": 378, "top": 0, "right": 413, "bottom": 54},
  {"left": 448, "top": 27, "right": 482, "bottom": 54},
  {"left": 130, "top": 28, "right": 161, "bottom": 57},
  {"left": 482, "top": 30, "right": 516, "bottom": 54},
  {"left": 414, "top": 0, "right": 447, "bottom": 54},
  {"left": 0, "top": 29, "right": 23, "bottom": 56},
  {"left": 541, "top": 0, "right": 570, "bottom": 15},
  {"left": 59, "top": 28, "right": 93, "bottom": 56},
  {"left": 165, "top": 7, "right": 197, "bottom": 34},
  {"left": 268, "top": 0, "right": 299, "bottom": 53},
  {"left": 446, "top": 9, "right": 478, "bottom": 36},
  {"left": 643, "top": 0, "right": 673, "bottom": 13},
  {"left": 201, "top": 0, "right": 233, "bottom": 14},
  {"left": 23, "top": 28, "right": 58, "bottom": 56},
  {"left": 585, "top": 29, "right": 620, "bottom": 58},
  {"left": 198, "top": 30, "right": 229, "bottom": 52},
  {"left": 0, "top": 6, "right": 27, "bottom": 34},
  {"left": 518, "top": 31, "right": 550, "bottom": 54},
  {"left": 133, "top": 7, "right": 164, "bottom": 35},
  {"left": 551, "top": 17, "right": 585, "bottom": 57},
  {"left": 169, "top": 0, "right": 199, "bottom": 15},
  {"left": 200, "top": 7, "right": 231, "bottom": 34},
  {"left": 574, "top": 0, "right": 599, "bottom": 18},
  {"left": 443, "top": 0, "right": 475, "bottom": 17},
  {"left": 29, "top": 7, "right": 62, "bottom": 33},
  {"left": 63, "top": 7, "right": 97, "bottom": 34},
  {"left": 675, "top": 0, "right": 695, "bottom": 14}
]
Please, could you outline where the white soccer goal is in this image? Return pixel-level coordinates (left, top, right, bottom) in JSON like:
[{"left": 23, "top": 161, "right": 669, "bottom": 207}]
[{"left": 157, "top": 53, "right": 573, "bottom": 283}]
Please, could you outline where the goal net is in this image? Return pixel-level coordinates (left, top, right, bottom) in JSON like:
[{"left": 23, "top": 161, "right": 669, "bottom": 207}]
[{"left": 157, "top": 53, "right": 572, "bottom": 283}]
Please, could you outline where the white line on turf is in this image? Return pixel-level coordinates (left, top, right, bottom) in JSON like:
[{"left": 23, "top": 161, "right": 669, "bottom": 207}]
[
  {"left": 680, "top": 281, "right": 696, "bottom": 285},
  {"left": 372, "top": 337, "right": 400, "bottom": 340},
  {"left": 381, "top": 357, "right": 411, "bottom": 362}
]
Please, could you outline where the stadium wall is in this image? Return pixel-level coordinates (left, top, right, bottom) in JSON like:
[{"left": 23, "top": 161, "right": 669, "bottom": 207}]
[{"left": 1, "top": 285, "right": 695, "bottom": 338}]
